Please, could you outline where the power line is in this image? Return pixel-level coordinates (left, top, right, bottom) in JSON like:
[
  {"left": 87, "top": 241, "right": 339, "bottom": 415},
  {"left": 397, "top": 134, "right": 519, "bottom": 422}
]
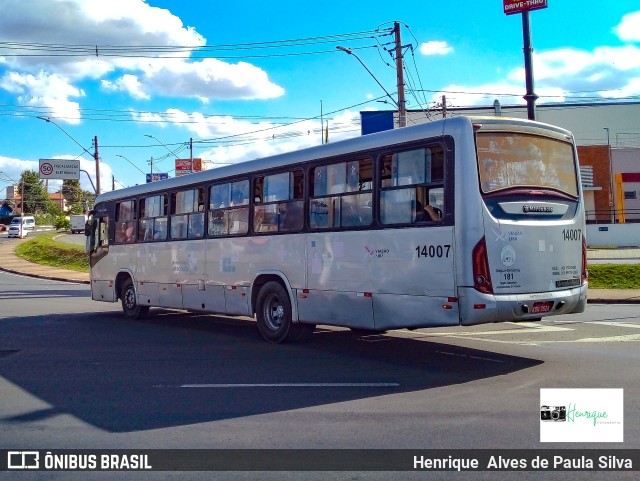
[{"left": 0, "top": 29, "right": 392, "bottom": 59}]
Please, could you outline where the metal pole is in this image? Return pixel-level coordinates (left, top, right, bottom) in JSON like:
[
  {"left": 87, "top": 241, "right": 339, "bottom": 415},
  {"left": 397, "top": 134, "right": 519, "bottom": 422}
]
[{"left": 521, "top": 11, "right": 538, "bottom": 120}]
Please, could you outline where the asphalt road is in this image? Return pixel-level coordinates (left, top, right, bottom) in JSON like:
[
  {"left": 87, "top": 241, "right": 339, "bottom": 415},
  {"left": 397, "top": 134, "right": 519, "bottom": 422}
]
[{"left": 1, "top": 271, "right": 639, "bottom": 480}]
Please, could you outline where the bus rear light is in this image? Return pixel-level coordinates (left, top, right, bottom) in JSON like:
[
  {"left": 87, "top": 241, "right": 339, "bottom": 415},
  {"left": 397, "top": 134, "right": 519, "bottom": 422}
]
[
  {"left": 581, "top": 235, "right": 588, "bottom": 285},
  {"left": 357, "top": 292, "right": 373, "bottom": 298},
  {"left": 448, "top": 297, "right": 458, "bottom": 303},
  {"left": 472, "top": 236, "right": 493, "bottom": 294},
  {"left": 474, "top": 304, "right": 486, "bottom": 309},
  {"left": 442, "top": 304, "right": 453, "bottom": 310}
]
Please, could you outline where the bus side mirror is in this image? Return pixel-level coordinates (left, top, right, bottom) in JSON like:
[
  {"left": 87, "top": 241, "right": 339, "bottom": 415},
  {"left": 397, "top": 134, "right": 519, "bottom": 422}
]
[{"left": 84, "top": 221, "right": 92, "bottom": 237}]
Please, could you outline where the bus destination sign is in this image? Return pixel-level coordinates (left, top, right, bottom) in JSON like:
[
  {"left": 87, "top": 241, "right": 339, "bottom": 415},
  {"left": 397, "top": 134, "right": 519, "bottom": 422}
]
[{"left": 503, "top": 0, "right": 548, "bottom": 15}]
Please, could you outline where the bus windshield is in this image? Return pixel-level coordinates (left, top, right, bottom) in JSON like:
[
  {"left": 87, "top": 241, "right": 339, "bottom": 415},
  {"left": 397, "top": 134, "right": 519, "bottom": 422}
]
[{"left": 476, "top": 132, "right": 578, "bottom": 197}]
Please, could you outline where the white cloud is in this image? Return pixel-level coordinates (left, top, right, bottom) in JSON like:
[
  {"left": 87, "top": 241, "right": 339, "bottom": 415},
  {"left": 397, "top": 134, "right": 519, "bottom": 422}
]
[
  {"left": 420, "top": 41, "right": 454, "bottom": 56},
  {"left": 0, "top": 0, "right": 284, "bottom": 119},
  {"left": 133, "top": 108, "right": 362, "bottom": 167},
  {"left": 102, "top": 74, "right": 149, "bottom": 100},
  {"left": 141, "top": 58, "right": 285, "bottom": 101},
  {"left": 614, "top": 10, "right": 640, "bottom": 42},
  {"left": 0, "top": 71, "right": 84, "bottom": 123}
]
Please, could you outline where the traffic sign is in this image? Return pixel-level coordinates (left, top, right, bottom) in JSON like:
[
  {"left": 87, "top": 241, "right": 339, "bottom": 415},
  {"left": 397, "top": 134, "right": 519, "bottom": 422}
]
[{"left": 38, "top": 159, "right": 80, "bottom": 180}]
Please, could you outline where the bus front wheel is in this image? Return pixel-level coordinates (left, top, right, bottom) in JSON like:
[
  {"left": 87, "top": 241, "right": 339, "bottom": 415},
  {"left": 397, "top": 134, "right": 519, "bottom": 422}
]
[
  {"left": 256, "top": 281, "right": 314, "bottom": 343},
  {"left": 121, "top": 278, "right": 149, "bottom": 320}
]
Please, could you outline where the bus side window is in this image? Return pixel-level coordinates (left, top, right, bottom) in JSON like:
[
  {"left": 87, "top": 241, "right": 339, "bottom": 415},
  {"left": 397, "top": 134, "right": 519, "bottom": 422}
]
[
  {"left": 115, "top": 200, "right": 136, "bottom": 243},
  {"left": 309, "top": 158, "right": 372, "bottom": 230},
  {"left": 379, "top": 146, "right": 445, "bottom": 226}
]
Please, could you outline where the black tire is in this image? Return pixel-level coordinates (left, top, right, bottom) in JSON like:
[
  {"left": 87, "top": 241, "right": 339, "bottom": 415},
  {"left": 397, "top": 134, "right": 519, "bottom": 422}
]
[
  {"left": 121, "top": 278, "right": 149, "bottom": 320},
  {"left": 255, "top": 281, "right": 314, "bottom": 343}
]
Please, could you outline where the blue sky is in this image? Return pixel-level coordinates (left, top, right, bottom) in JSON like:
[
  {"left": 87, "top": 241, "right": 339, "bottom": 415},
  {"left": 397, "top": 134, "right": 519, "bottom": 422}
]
[{"left": 1, "top": 0, "right": 639, "bottom": 194}]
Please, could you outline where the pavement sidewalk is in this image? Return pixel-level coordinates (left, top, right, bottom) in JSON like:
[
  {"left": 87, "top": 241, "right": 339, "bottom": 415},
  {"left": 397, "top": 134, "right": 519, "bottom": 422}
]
[{"left": 0, "top": 234, "right": 639, "bottom": 303}]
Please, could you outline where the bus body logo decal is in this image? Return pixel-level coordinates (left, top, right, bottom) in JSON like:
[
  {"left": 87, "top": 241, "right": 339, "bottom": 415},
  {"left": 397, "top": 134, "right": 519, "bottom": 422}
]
[
  {"left": 523, "top": 205, "right": 553, "bottom": 213},
  {"left": 500, "top": 245, "right": 516, "bottom": 267}
]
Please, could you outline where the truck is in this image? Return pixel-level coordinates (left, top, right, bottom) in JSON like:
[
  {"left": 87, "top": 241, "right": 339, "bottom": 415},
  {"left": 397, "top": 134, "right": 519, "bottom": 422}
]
[{"left": 70, "top": 214, "right": 88, "bottom": 234}]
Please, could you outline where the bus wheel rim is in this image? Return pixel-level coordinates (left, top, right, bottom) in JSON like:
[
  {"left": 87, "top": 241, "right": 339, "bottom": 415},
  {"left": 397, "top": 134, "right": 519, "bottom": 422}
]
[
  {"left": 125, "top": 288, "right": 136, "bottom": 310},
  {"left": 265, "top": 295, "right": 284, "bottom": 331}
]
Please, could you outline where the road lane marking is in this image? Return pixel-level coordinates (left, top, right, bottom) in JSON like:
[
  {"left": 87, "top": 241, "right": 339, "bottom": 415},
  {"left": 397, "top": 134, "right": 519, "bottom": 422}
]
[
  {"left": 535, "top": 333, "right": 640, "bottom": 344},
  {"left": 592, "top": 321, "right": 640, "bottom": 329}
]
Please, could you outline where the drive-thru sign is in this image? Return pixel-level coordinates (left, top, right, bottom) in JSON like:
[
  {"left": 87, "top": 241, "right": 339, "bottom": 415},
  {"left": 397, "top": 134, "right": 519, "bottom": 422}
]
[
  {"left": 503, "top": 0, "right": 548, "bottom": 15},
  {"left": 39, "top": 159, "right": 80, "bottom": 180}
]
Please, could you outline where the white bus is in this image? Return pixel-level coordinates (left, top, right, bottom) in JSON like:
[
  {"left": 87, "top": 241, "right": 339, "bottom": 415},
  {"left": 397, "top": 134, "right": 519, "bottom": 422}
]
[{"left": 86, "top": 116, "right": 588, "bottom": 343}]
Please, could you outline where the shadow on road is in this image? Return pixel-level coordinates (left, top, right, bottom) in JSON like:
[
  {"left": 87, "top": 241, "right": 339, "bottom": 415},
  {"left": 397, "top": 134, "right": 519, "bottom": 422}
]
[{"left": 0, "top": 310, "right": 543, "bottom": 432}]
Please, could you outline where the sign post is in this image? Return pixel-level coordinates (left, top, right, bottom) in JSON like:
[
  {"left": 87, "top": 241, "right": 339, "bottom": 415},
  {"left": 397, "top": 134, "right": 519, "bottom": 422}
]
[{"left": 503, "top": 0, "right": 548, "bottom": 121}]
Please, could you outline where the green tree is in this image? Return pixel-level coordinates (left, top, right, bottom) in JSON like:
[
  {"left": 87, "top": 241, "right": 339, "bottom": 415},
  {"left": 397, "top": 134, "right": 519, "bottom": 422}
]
[
  {"left": 19, "top": 170, "right": 49, "bottom": 214},
  {"left": 60, "top": 179, "right": 96, "bottom": 213}
]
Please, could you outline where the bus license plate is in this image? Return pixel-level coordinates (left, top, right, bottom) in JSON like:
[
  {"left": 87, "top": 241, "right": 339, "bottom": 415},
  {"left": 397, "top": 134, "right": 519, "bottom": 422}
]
[{"left": 531, "top": 301, "right": 553, "bottom": 314}]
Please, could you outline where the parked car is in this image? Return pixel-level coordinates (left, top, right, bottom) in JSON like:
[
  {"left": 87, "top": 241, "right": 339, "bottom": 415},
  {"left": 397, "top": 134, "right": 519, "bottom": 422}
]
[{"left": 8, "top": 215, "right": 36, "bottom": 238}]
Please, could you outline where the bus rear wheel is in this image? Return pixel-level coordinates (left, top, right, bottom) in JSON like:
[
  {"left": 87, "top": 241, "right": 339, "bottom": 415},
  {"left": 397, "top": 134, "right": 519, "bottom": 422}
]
[
  {"left": 121, "top": 278, "right": 149, "bottom": 320},
  {"left": 256, "top": 281, "right": 314, "bottom": 343}
]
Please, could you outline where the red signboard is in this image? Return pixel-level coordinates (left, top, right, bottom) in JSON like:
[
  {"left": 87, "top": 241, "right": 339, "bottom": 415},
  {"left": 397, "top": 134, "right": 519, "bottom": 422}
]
[
  {"left": 504, "top": 0, "right": 548, "bottom": 15},
  {"left": 175, "top": 158, "right": 203, "bottom": 176}
]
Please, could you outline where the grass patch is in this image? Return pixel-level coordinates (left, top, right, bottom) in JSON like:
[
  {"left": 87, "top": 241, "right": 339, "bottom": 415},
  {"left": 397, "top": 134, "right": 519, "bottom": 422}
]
[
  {"left": 588, "top": 264, "right": 640, "bottom": 289},
  {"left": 15, "top": 232, "right": 89, "bottom": 272}
]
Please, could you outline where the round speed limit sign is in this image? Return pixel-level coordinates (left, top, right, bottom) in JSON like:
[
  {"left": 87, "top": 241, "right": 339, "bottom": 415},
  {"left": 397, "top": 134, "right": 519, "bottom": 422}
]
[{"left": 40, "top": 162, "right": 54, "bottom": 177}]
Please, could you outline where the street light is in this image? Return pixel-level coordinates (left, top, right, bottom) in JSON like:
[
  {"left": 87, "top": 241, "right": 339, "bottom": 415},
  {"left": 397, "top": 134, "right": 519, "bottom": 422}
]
[
  {"left": 144, "top": 134, "right": 186, "bottom": 172},
  {"left": 36, "top": 116, "right": 101, "bottom": 195},
  {"left": 336, "top": 46, "right": 401, "bottom": 124},
  {"left": 115, "top": 155, "right": 146, "bottom": 176}
]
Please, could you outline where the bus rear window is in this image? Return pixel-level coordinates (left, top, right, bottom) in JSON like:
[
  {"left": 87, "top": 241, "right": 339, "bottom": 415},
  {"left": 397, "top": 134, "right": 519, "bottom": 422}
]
[{"left": 476, "top": 132, "right": 578, "bottom": 197}]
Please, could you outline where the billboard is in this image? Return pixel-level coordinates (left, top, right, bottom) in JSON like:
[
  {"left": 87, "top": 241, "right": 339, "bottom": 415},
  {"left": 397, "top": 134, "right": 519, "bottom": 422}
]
[
  {"left": 175, "top": 158, "right": 203, "bottom": 176},
  {"left": 504, "top": 0, "right": 548, "bottom": 15},
  {"left": 38, "top": 159, "right": 80, "bottom": 180}
]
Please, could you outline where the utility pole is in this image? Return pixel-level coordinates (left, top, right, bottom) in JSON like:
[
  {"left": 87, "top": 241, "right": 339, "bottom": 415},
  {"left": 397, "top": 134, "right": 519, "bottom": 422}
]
[
  {"left": 442, "top": 95, "right": 447, "bottom": 118},
  {"left": 190, "top": 137, "right": 193, "bottom": 173},
  {"left": 94, "top": 135, "right": 101, "bottom": 195},
  {"left": 394, "top": 22, "right": 407, "bottom": 127}
]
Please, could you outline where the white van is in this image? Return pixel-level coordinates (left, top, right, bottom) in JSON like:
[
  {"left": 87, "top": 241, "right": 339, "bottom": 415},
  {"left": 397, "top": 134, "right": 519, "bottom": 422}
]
[{"left": 8, "top": 216, "right": 36, "bottom": 238}]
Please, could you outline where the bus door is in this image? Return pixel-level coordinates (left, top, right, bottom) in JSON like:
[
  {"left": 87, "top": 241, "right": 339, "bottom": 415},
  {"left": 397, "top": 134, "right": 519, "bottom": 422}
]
[{"left": 86, "top": 214, "right": 116, "bottom": 302}]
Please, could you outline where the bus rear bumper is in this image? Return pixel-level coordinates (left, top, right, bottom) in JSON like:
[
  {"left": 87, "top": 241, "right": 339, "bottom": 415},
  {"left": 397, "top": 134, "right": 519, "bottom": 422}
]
[{"left": 458, "top": 285, "right": 588, "bottom": 326}]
